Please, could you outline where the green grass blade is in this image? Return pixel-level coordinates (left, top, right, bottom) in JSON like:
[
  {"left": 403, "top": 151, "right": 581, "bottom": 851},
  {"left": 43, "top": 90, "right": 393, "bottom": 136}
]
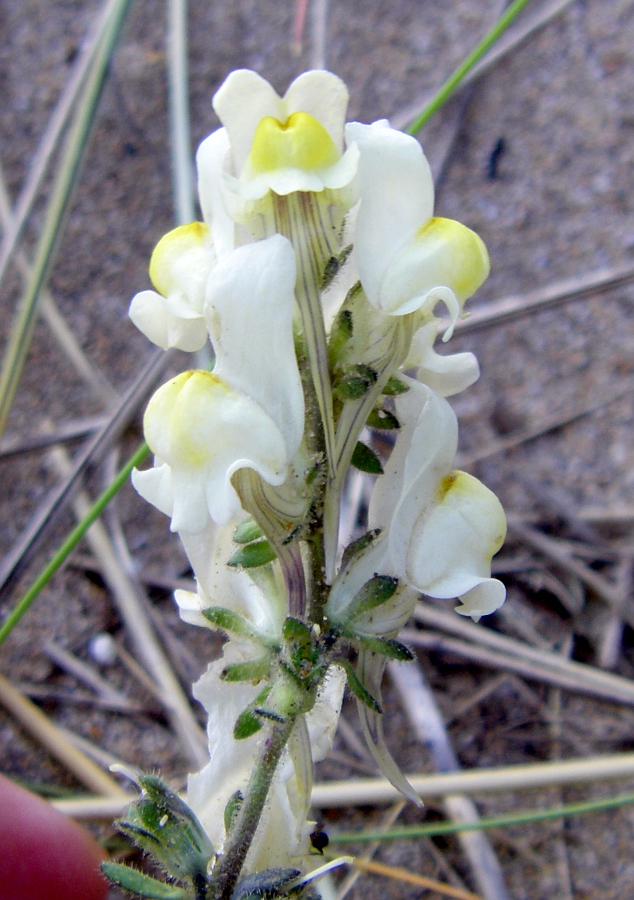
[
  {"left": 0, "top": 0, "right": 132, "bottom": 437},
  {"left": 329, "top": 790, "right": 634, "bottom": 844},
  {"left": 406, "top": 0, "right": 534, "bottom": 135},
  {"left": 0, "top": 442, "right": 149, "bottom": 647}
]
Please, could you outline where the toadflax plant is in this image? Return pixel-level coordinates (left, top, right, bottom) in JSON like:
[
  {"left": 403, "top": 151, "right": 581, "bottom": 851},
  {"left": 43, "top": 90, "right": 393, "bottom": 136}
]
[{"left": 104, "top": 69, "right": 507, "bottom": 900}]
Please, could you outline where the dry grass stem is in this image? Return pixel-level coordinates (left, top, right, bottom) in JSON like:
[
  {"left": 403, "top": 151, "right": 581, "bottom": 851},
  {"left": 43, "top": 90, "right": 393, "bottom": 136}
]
[
  {"left": 351, "top": 858, "right": 485, "bottom": 900},
  {"left": 507, "top": 520, "right": 630, "bottom": 618},
  {"left": 0, "top": 415, "right": 105, "bottom": 459},
  {"left": 335, "top": 802, "right": 405, "bottom": 900},
  {"left": 0, "top": 345, "right": 171, "bottom": 594},
  {"left": 0, "top": 0, "right": 125, "bottom": 289},
  {"left": 411, "top": 604, "right": 634, "bottom": 704},
  {"left": 0, "top": 673, "right": 127, "bottom": 797},
  {"left": 0, "top": 168, "right": 116, "bottom": 405},
  {"left": 43, "top": 639, "right": 135, "bottom": 707},
  {"left": 452, "top": 261, "right": 634, "bottom": 336},
  {"left": 48, "top": 446, "right": 208, "bottom": 768},
  {"left": 389, "top": 661, "right": 509, "bottom": 900},
  {"left": 457, "top": 374, "right": 634, "bottom": 468}
]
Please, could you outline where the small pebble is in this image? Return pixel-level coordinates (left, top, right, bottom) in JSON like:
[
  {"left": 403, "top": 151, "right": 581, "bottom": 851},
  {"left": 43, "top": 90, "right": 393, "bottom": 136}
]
[{"left": 88, "top": 633, "right": 117, "bottom": 666}]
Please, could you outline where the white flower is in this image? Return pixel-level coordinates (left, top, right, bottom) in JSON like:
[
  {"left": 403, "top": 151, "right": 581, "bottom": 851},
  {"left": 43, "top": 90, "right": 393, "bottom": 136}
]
[
  {"left": 132, "top": 235, "right": 305, "bottom": 533},
  {"left": 174, "top": 518, "right": 287, "bottom": 641},
  {"left": 368, "top": 378, "right": 506, "bottom": 619},
  {"left": 188, "top": 649, "right": 345, "bottom": 873},
  {"left": 345, "top": 120, "right": 490, "bottom": 330},
  {"left": 129, "top": 222, "right": 215, "bottom": 352},
  {"left": 212, "top": 69, "right": 358, "bottom": 198}
]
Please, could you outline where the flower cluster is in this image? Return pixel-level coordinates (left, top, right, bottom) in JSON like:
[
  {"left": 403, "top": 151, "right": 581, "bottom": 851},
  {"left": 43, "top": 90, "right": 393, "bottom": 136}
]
[{"left": 121, "top": 69, "right": 506, "bottom": 900}]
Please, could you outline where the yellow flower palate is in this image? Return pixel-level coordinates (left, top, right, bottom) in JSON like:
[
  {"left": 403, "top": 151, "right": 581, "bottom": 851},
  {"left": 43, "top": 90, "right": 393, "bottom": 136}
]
[
  {"left": 414, "top": 217, "right": 490, "bottom": 303},
  {"left": 149, "top": 222, "right": 211, "bottom": 297},
  {"left": 144, "top": 370, "right": 230, "bottom": 468},
  {"left": 247, "top": 112, "right": 340, "bottom": 176}
]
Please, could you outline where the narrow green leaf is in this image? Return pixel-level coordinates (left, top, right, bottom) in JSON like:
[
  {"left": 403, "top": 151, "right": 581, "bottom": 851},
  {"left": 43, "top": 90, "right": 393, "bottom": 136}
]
[
  {"left": 0, "top": 0, "right": 133, "bottom": 438},
  {"left": 221, "top": 656, "right": 271, "bottom": 683},
  {"left": 224, "top": 790, "right": 243, "bottom": 834},
  {"left": 228, "top": 540, "right": 277, "bottom": 568},
  {"left": 366, "top": 408, "right": 400, "bottom": 430},
  {"left": 101, "top": 862, "right": 187, "bottom": 899},
  {"left": 328, "top": 790, "right": 634, "bottom": 845},
  {"left": 339, "top": 529, "right": 382, "bottom": 573},
  {"left": 341, "top": 660, "right": 382, "bottom": 713},
  {"left": 382, "top": 377, "right": 409, "bottom": 396},
  {"left": 201, "top": 607, "right": 262, "bottom": 643},
  {"left": 350, "top": 442, "right": 383, "bottom": 475},
  {"left": 234, "top": 709, "right": 263, "bottom": 740},
  {"left": 406, "top": 0, "right": 534, "bottom": 134},
  {"left": 233, "top": 518, "right": 264, "bottom": 544},
  {"left": 0, "top": 441, "right": 149, "bottom": 647},
  {"left": 347, "top": 575, "right": 399, "bottom": 622},
  {"left": 328, "top": 308, "right": 353, "bottom": 367},
  {"left": 357, "top": 636, "right": 414, "bottom": 661},
  {"left": 234, "top": 687, "right": 271, "bottom": 739}
]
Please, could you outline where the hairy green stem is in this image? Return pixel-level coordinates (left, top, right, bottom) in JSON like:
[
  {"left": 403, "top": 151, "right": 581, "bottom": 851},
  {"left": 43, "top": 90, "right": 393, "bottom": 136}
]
[{"left": 209, "top": 717, "right": 296, "bottom": 900}]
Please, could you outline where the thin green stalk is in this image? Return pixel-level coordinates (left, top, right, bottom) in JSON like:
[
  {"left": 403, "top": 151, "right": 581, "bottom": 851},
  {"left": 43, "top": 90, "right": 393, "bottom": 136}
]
[
  {"left": 329, "top": 790, "right": 634, "bottom": 844},
  {"left": 0, "top": 442, "right": 149, "bottom": 647},
  {"left": 209, "top": 717, "right": 296, "bottom": 900},
  {"left": 0, "top": 0, "right": 132, "bottom": 437},
  {"left": 406, "top": 0, "right": 533, "bottom": 135}
]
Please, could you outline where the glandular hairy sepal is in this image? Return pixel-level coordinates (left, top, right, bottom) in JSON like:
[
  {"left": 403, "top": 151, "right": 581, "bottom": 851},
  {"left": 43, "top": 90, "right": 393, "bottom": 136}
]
[
  {"left": 230, "top": 867, "right": 301, "bottom": 900},
  {"left": 110, "top": 774, "right": 212, "bottom": 887},
  {"left": 340, "top": 659, "right": 382, "bottom": 713},
  {"left": 101, "top": 862, "right": 189, "bottom": 899},
  {"left": 345, "top": 574, "right": 399, "bottom": 622},
  {"left": 228, "top": 539, "right": 278, "bottom": 568}
]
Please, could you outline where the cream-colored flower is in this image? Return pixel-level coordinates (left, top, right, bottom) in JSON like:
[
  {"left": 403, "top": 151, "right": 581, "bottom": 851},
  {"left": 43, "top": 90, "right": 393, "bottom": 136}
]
[
  {"left": 369, "top": 378, "right": 506, "bottom": 619},
  {"left": 212, "top": 69, "right": 358, "bottom": 198},
  {"left": 188, "top": 649, "right": 345, "bottom": 873},
  {"left": 132, "top": 236, "right": 305, "bottom": 533},
  {"left": 345, "top": 120, "right": 489, "bottom": 330},
  {"left": 129, "top": 222, "right": 215, "bottom": 352}
]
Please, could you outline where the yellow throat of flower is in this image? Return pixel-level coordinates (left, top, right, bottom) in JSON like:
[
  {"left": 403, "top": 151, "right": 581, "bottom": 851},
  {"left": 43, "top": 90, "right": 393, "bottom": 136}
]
[{"left": 247, "top": 112, "right": 340, "bottom": 176}]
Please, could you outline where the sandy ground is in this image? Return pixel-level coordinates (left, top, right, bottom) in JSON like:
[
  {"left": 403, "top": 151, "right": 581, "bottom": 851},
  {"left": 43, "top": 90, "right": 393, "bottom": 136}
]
[{"left": 1, "top": 1, "right": 634, "bottom": 897}]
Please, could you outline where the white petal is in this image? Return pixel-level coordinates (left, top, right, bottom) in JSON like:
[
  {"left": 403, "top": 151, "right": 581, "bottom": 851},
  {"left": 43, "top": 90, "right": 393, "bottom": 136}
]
[
  {"left": 454, "top": 579, "right": 507, "bottom": 620},
  {"left": 196, "top": 128, "right": 235, "bottom": 257},
  {"left": 345, "top": 120, "right": 434, "bottom": 309},
  {"left": 129, "top": 290, "right": 208, "bottom": 352},
  {"left": 179, "top": 519, "right": 287, "bottom": 638},
  {"left": 188, "top": 643, "right": 263, "bottom": 852},
  {"left": 206, "top": 236, "right": 305, "bottom": 457},
  {"left": 213, "top": 70, "right": 285, "bottom": 174},
  {"left": 131, "top": 461, "right": 173, "bottom": 517},
  {"left": 305, "top": 665, "right": 346, "bottom": 761},
  {"left": 369, "top": 379, "right": 457, "bottom": 579},
  {"left": 141, "top": 371, "right": 288, "bottom": 532},
  {"left": 406, "top": 321, "right": 480, "bottom": 396},
  {"left": 284, "top": 71, "right": 349, "bottom": 152},
  {"left": 173, "top": 588, "right": 209, "bottom": 629},
  {"left": 406, "top": 470, "right": 507, "bottom": 599}
]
